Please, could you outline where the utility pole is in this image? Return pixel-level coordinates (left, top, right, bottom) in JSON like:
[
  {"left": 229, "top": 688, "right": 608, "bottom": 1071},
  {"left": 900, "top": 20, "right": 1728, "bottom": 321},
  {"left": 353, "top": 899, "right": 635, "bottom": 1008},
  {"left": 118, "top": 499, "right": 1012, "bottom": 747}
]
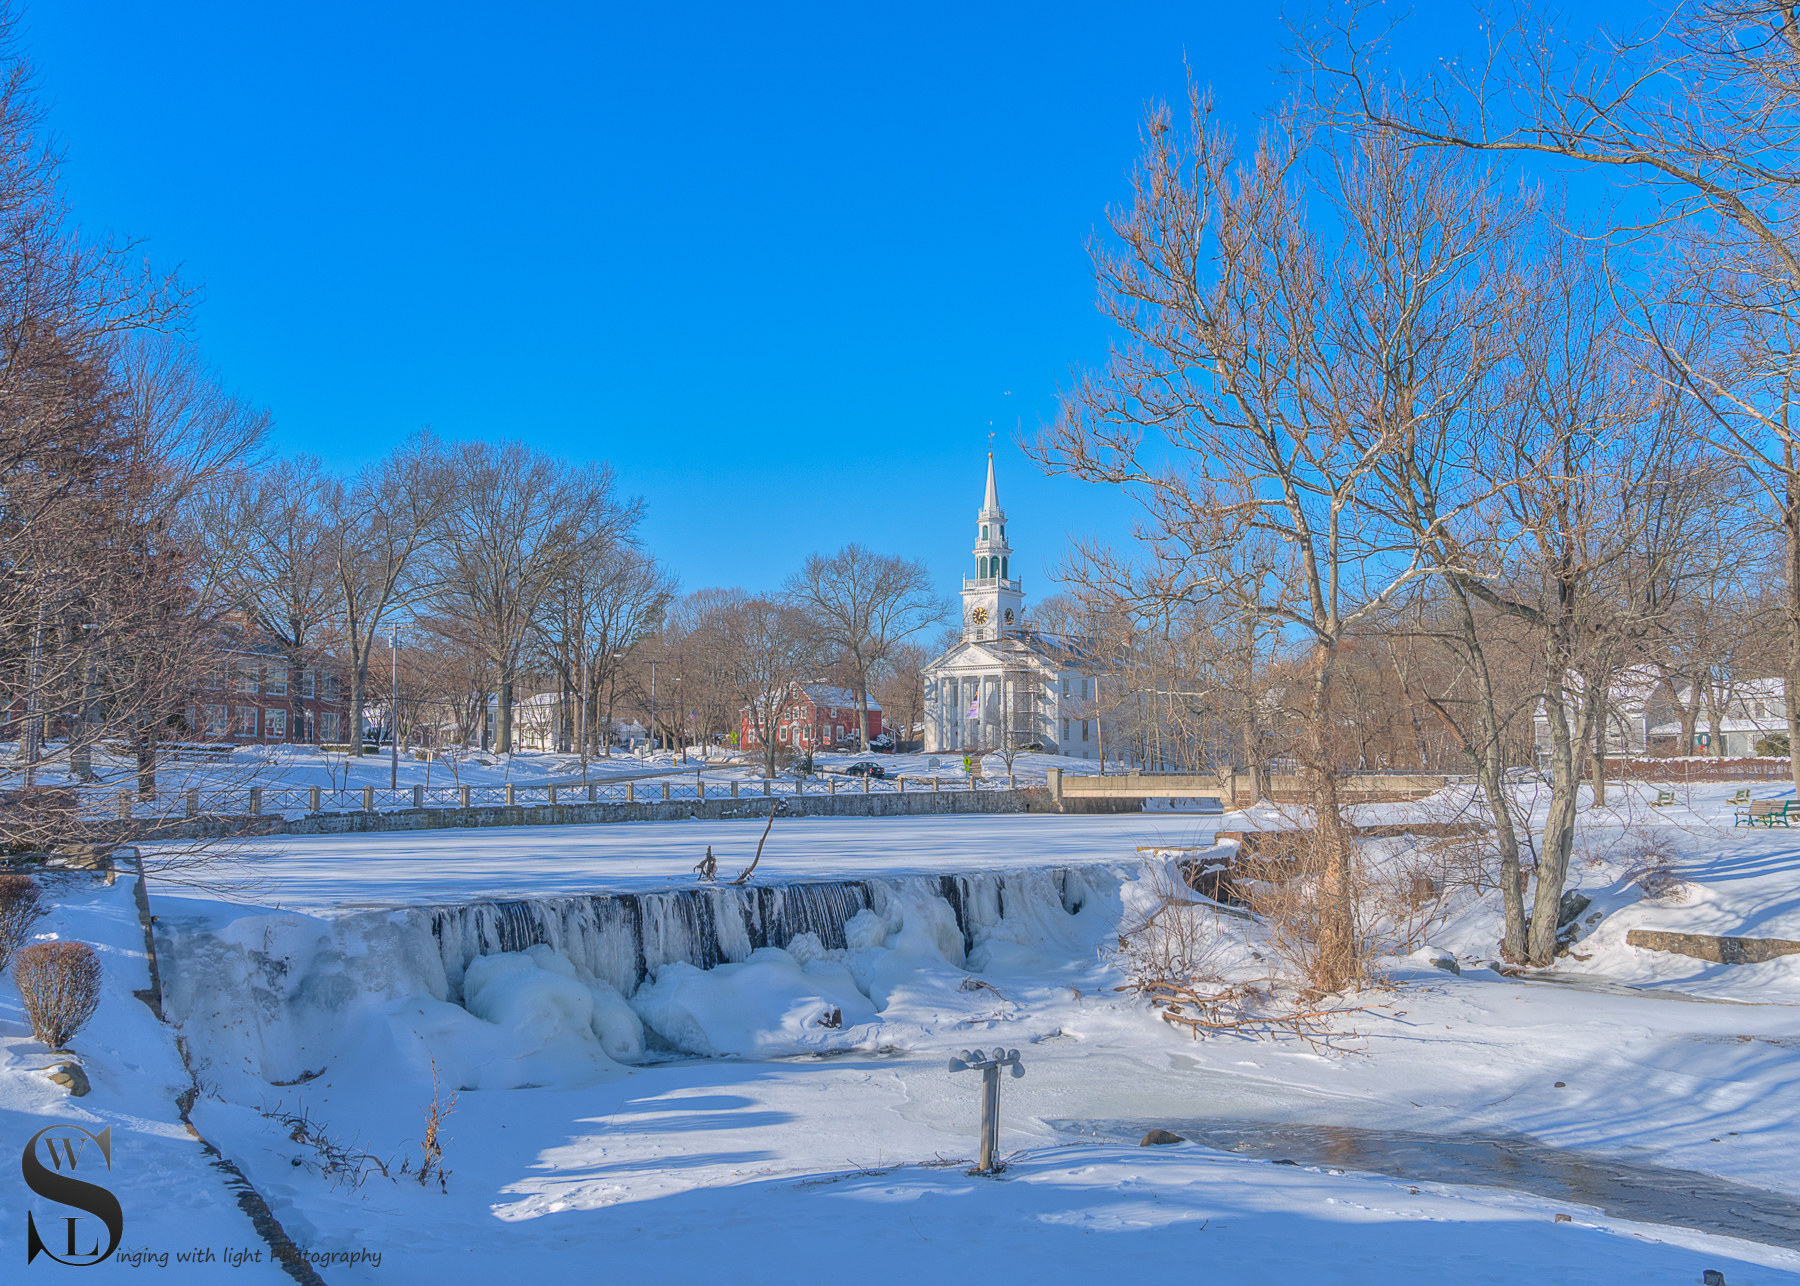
[
  {"left": 650, "top": 659, "right": 658, "bottom": 756},
  {"left": 579, "top": 645, "right": 589, "bottom": 783}
]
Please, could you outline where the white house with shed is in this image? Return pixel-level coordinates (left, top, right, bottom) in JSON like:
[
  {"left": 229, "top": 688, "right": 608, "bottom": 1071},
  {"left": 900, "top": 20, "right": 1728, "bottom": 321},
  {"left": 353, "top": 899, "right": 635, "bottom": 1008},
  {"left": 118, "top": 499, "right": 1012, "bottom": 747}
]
[{"left": 920, "top": 456, "right": 1101, "bottom": 757}]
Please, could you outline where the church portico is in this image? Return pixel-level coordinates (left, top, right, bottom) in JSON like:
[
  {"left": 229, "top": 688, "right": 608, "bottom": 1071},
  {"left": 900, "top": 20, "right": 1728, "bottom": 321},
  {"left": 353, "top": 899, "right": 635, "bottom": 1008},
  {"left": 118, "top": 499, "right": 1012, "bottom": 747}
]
[{"left": 920, "top": 455, "right": 1100, "bottom": 758}]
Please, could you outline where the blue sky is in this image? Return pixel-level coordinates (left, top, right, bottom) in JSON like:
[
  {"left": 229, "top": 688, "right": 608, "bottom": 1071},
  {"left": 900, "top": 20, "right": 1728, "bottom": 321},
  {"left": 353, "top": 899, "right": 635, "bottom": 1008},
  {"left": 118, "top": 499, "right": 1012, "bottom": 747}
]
[{"left": 29, "top": 2, "right": 1633, "bottom": 597}]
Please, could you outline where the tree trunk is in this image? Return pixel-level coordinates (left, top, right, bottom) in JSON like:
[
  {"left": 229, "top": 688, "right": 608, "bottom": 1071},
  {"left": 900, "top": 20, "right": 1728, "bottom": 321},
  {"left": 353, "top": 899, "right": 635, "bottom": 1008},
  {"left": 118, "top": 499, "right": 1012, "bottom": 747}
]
[
  {"left": 1447, "top": 581, "right": 1526, "bottom": 960},
  {"left": 856, "top": 679, "right": 872, "bottom": 753},
  {"left": 1304, "top": 646, "right": 1358, "bottom": 993},
  {"left": 1530, "top": 665, "right": 1582, "bottom": 966},
  {"left": 1590, "top": 687, "right": 1608, "bottom": 807},
  {"left": 135, "top": 725, "right": 157, "bottom": 800},
  {"left": 496, "top": 678, "right": 513, "bottom": 754},
  {"left": 1787, "top": 455, "right": 1800, "bottom": 796},
  {"left": 349, "top": 670, "right": 367, "bottom": 756}
]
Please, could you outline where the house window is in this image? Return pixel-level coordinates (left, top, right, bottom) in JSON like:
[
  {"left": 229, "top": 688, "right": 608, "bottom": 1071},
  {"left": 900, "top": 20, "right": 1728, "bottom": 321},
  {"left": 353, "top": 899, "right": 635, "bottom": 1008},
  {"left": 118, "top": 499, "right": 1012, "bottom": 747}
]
[
  {"left": 204, "top": 666, "right": 225, "bottom": 690},
  {"left": 235, "top": 661, "right": 259, "bottom": 694},
  {"left": 204, "top": 705, "right": 227, "bottom": 735},
  {"left": 322, "top": 673, "right": 341, "bottom": 700},
  {"left": 318, "top": 712, "right": 341, "bottom": 742},
  {"left": 234, "top": 706, "right": 258, "bottom": 736},
  {"left": 779, "top": 725, "right": 789, "bottom": 743},
  {"left": 266, "top": 709, "right": 287, "bottom": 739},
  {"left": 1061, "top": 678, "right": 1070, "bottom": 697},
  {"left": 265, "top": 668, "right": 288, "bottom": 697},
  {"left": 301, "top": 669, "right": 316, "bottom": 698},
  {"left": 1755, "top": 702, "right": 1767, "bottom": 719},
  {"left": 1062, "top": 718, "right": 1070, "bottom": 739},
  {"left": 1081, "top": 678, "right": 1090, "bottom": 700},
  {"left": 1082, "top": 720, "right": 1090, "bottom": 741}
]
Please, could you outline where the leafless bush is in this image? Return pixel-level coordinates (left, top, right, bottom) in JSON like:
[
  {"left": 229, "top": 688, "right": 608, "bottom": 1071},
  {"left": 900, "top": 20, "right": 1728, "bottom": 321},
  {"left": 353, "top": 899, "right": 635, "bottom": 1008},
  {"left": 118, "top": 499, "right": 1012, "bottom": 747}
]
[
  {"left": 260, "top": 1101, "right": 394, "bottom": 1191},
  {"left": 1236, "top": 831, "right": 1375, "bottom": 997},
  {"left": 12, "top": 941, "right": 102, "bottom": 1049},
  {"left": 1615, "top": 825, "right": 1687, "bottom": 901},
  {"left": 0, "top": 872, "right": 44, "bottom": 968},
  {"left": 1109, "top": 861, "right": 1364, "bottom": 1049}
]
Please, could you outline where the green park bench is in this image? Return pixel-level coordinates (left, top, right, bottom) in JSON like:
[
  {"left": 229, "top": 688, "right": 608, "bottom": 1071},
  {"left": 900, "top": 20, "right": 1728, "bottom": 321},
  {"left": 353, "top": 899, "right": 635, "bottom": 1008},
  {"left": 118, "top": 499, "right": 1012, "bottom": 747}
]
[
  {"left": 1734, "top": 799, "right": 1794, "bottom": 828},
  {"left": 1651, "top": 789, "right": 1675, "bottom": 807},
  {"left": 1730, "top": 788, "right": 1752, "bottom": 805}
]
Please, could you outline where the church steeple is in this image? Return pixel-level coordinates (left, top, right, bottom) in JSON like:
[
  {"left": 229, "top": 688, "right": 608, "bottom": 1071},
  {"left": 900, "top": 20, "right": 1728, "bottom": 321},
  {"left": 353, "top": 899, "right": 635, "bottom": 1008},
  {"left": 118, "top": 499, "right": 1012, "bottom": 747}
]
[{"left": 962, "top": 453, "right": 1023, "bottom": 642}]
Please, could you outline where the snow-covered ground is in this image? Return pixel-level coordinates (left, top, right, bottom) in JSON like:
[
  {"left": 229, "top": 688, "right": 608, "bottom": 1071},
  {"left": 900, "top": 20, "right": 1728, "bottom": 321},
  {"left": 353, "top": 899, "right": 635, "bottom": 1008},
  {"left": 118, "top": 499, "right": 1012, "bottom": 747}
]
[{"left": 5, "top": 783, "right": 1800, "bottom": 1282}]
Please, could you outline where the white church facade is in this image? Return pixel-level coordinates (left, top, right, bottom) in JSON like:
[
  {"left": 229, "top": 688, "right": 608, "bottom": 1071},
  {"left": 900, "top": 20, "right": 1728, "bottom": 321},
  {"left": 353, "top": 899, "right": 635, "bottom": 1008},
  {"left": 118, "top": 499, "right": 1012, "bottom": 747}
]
[{"left": 920, "top": 456, "right": 1102, "bottom": 757}]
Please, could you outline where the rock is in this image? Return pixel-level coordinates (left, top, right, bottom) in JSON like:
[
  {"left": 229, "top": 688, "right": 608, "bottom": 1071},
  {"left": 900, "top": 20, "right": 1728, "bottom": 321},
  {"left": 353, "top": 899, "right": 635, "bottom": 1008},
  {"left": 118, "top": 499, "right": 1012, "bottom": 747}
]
[
  {"left": 1140, "top": 1129, "right": 1186, "bottom": 1146},
  {"left": 1556, "top": 891, "right": 1591, "bottom": 930},
  {"left": 1625, "top": 930, "right": 1800, "bottom": 965},
  {"left": 1430, "top": 955, "right": 1461, "bottom": 976},
  {"left": 42, "top": 1060, "right": 89, "bottom": 1097},
  {"left": 1553, "top": 1213, "right": 1571, "bottom": 1223},
  {"left": 1704, "top": 1271, "right": 1728, "bottom": 1286}
]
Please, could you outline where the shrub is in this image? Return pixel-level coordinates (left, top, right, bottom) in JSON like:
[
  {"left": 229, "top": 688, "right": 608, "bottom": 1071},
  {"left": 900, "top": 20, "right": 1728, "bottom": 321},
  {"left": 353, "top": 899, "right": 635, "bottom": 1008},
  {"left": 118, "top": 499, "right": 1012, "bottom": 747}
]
[
  {"left": 1757, "top": 733, "right": 1790, "bottom": 758},
  {"left": 12, "top": 941, "right": 102, "bottom": 1049},
  {"left": 0, "top": 873, "right": 44, "bottom": 969}
]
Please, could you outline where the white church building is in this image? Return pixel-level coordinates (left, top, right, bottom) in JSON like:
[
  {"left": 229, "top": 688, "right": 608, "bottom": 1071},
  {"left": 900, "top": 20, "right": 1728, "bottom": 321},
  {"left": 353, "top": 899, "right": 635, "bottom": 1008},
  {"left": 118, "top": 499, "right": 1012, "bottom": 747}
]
[{"left": 920, "top": 456, "right": 1102, "bottom": 757}]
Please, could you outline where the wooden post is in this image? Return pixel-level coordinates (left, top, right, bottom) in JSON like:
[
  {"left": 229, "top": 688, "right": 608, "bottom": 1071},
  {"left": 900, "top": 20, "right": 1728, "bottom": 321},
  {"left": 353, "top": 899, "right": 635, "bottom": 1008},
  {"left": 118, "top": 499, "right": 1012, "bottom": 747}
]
[
  {"left": 662, "top": 782, "right": 670, "bottom": 801},
  {"left": 897, "top": 777, "right": 905, "bottom": 794},
  {"left": 863, "top": 776, "right": 871, "bottom": 794},
  {"left": 247, "top": 787, "right": 261, "bottom": 816},
  {"left": 185, "top": 789, "right": 198, "bottom": 818},
  {"left": 698, "top": 781, "right": 706, "bottom": 799},
  {"left": 363, "top": 786, "right": 375, "bottom": 812},
  {"left": 459, "top": 785, "right": 471, "bottom": 809},
  {"left": 626, "top": 781, "right": 635, "bottom": 802},
  {"left": 505, "top": 783, "right": 515, "bottom": 807},
  {"left": 549, "top": 784, "right": 558, "bottom": 805},
  {"left": 932, "top": 777, "right": 939, "bottom": 792},
  {"left": 828, "top": 777, "right": 836, "bottom": 796},
  {"left": 587, "top": 782, "right": 596, "bottom": 802},
  {"left": 731, "top": 781, "right": 739, "bottom": 798},
  {"left": 1008, "top": 774, "right": 1016, "bottom": 791},
  {"left": 413, "top": 784, "right": 425, "bottom": 809},
  {"left": 763, "top": 779, "right": 770, "bottom": 796}
]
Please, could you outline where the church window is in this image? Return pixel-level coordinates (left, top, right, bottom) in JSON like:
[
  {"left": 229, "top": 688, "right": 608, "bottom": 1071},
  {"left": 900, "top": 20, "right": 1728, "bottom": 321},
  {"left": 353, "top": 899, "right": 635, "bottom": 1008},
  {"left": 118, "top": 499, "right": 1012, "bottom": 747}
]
[
  {"left": 1001, "top": 557, "right": 1008, "bottom": 579},
  {"left": 979, "top": 557, "right": 988, "bottom": 578},
  {"left": 982, "top": 525, "right": 988, "bottom": 541}
]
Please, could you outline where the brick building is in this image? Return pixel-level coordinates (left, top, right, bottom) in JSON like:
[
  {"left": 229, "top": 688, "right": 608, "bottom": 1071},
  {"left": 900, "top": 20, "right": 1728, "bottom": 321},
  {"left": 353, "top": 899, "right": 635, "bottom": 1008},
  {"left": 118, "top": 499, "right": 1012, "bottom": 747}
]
[
  {"left": 740, "top": 682, "right": 883, "bottom": 753},
  {"left": 184, "top": 623, "right": 351, "bottom": 746}
]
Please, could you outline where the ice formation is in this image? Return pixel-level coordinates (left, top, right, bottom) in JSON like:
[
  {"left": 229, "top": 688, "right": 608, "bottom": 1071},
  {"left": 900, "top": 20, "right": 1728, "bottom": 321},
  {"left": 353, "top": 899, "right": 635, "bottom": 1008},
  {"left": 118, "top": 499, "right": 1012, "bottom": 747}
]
[{"left": 156, "top": 866, "right": 1122, "bottom": 1089}]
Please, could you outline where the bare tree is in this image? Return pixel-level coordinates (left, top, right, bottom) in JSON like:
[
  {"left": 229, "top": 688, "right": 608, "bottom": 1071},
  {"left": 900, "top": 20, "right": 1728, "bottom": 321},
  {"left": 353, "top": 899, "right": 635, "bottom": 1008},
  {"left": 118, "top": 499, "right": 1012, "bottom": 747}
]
[
  {"left": 784, "top": 545, "right": 943, "bottom": 752},
  {"left": 1036, "top": 90, "right": 1514, "bottom": 990},
  {"left": 322, "top": 434, "right": 449, "bottom": 755},
  {"left": 724, "top": 595, "right": 822, "bottom": 779},
  {"left": 1304, "top": 0, "right": 1800, "bottom": 795},
  {"left": 433, "top": 442, "right": 639, "bottom": 754}
]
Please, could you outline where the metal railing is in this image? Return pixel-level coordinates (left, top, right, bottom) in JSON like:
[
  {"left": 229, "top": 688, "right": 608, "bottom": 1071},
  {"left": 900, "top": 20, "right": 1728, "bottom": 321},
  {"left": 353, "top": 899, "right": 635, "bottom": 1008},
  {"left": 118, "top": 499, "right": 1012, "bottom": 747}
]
[{"left": 73, "top": 771, "right": 1032, "bottom": 821}]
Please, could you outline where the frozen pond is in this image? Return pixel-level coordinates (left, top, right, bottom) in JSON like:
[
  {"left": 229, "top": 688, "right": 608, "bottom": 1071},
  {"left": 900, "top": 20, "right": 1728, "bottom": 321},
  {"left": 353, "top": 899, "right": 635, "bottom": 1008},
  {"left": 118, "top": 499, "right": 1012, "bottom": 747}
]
[{"left": 1055, "top": 1118, "right": 1800, "bottom": 1250}]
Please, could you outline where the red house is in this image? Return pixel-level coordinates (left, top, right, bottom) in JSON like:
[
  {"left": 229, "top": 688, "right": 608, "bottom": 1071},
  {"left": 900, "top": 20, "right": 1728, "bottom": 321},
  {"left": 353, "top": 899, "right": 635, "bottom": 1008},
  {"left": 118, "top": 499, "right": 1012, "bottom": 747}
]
[{"left": 741, "top": 682, "right": 882, "bottom": 752}]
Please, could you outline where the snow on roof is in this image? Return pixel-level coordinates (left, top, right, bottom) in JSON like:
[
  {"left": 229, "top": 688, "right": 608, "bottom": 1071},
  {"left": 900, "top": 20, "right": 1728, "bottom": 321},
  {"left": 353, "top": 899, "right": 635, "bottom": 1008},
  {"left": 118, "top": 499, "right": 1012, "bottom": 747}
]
[{"left": 798, "top": 682, "right": 880, "bottom": 711}]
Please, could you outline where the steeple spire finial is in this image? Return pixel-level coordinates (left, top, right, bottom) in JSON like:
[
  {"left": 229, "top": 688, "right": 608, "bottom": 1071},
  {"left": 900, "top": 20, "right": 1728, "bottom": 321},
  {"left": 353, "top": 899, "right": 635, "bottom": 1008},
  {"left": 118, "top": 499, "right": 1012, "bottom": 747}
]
[{"left": 983, "top": 452, "right": 999, "bottom": 515}]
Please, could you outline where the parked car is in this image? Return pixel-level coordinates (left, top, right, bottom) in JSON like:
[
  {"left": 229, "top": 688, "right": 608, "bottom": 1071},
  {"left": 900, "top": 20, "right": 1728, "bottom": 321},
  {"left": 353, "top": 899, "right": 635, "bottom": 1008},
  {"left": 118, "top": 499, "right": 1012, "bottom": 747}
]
[{"left": 843, "top": 761, "right": 886, "bottom": 779}]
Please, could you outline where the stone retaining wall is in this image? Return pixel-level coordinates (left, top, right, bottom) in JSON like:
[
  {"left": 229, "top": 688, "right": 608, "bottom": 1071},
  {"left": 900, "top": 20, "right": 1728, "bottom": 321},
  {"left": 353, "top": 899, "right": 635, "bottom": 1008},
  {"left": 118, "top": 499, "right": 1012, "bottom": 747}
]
[
  {"left": 1624, "top": 929, "right": 1800, "bottom": 965},
  {"left": 142, "top": 784, "right": 1067, "bottom": 841}
]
